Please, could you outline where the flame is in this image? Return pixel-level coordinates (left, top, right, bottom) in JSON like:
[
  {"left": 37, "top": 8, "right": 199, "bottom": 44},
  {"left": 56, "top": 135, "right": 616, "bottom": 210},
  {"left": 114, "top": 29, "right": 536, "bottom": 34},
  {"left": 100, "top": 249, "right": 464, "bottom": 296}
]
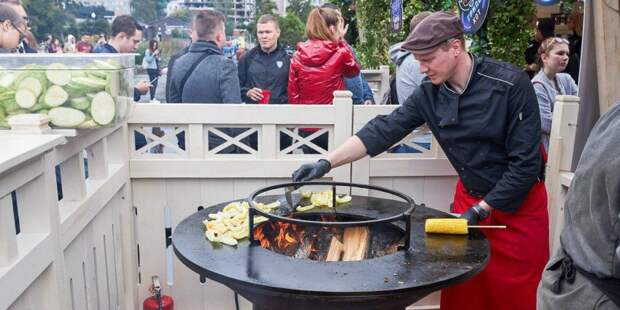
[{"left": 254, "top": 221, "right": 305, "bottom": 251}]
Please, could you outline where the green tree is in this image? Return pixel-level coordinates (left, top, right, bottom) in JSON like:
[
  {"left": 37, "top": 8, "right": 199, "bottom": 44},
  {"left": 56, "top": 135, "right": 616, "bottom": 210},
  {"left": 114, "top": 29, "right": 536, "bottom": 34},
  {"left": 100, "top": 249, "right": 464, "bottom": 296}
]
[
  {"left": 278, "top": 14, "right": 305, "bottom": 47},
  {"left": 169, "top": 8, "right": 192, "bottom": 23},
  {"left": 468, "top": 1, "right": 535, "bottom": 67},
  {"left": 131, "top": 0, "right": 159, "bottom": 23},
  {"left": 23, "top": 0, "right": 72, "bottom": 41},
  {"left": 286, "top": 0, "right": 313, "bottom": 23},
  {"left": 354, "top": 0, "right": 454, "bottom": 67},
  {"left": 78, "top": 18, "right": 110, "bottom": 37}
]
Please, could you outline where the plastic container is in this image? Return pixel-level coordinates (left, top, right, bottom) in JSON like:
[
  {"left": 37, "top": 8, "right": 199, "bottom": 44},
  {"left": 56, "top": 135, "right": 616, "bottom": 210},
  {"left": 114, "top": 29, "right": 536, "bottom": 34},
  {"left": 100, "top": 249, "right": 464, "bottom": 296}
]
[{"left": 0, "top": 54, "right": 135, "bottom": 129}]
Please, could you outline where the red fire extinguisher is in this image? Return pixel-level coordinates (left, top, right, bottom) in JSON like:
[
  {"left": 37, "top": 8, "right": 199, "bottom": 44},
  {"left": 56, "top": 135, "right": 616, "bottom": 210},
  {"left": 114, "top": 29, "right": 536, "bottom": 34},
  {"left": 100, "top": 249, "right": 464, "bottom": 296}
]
[{"left": 143, "top": 276, "right": 174, "bottom": 310}]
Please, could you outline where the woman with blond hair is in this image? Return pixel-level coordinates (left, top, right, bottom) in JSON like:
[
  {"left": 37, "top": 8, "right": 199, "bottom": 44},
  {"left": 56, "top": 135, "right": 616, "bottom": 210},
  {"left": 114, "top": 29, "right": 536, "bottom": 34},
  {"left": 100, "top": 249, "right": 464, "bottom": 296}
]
[
  {"left": 532, "top": 37, "right": 577, "bottom": 152},
  {"left": 288, "top": 7, "right": 360, "bottom": 152}
]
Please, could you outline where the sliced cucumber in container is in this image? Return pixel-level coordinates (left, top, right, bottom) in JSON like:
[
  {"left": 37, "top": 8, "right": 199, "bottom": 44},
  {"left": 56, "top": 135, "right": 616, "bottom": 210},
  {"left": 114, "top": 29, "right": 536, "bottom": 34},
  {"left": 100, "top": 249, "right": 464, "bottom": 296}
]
[
  {"left": 70, "top": 97, "right": 90, "bottom": 110},
  {"left": 0, "top": 90, "right": 15, "bottom": 102},
  {"left": 71, "top": 76, "right": 107, "bottom": 92},
  {"left": 48, "top": 107, "right": 86, "bottom": 128},
  {"left": 18, "top": 76, "right": 46, "bottom": 97},
  {"left": 42, "top": 85, "right": 69, "bottom": 107},
  {"left": 15, "top": 89, "right": 38, "bottom": 109},
  {"left": 28, "top": 102, "right": 45, "bottom": 112},
  {"left": 45, "top": 63, "right": 72, "bottom": 86},
  {"left": 0, "top": 73, "right": 16, "bottom": 90},
  {"left": 2, "top": 98, "right": 19, "bottom": 113},
  {"left": 90, "top": 91, "right": 116, "bottom": 125},
  {"left": 64, "top": 82, "right": 88, "bottom": 98}
]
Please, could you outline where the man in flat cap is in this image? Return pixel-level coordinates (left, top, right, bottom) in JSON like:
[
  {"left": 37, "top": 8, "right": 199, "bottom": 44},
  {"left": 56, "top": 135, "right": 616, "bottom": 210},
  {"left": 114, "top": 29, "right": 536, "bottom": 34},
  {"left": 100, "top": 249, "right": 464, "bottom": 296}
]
[{"left": 292, "top": 11, "right": 547, "bottom": 310}]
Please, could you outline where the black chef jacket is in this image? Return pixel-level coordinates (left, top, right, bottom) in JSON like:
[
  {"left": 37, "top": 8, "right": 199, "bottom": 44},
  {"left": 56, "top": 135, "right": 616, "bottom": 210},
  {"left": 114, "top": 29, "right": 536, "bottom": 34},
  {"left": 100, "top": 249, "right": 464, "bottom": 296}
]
[
  {"left": 238, "top": 44, "right": 292, "bottom": 104},
  {"left": 356, "top": 54, "right": 544, "bottom": 212}
]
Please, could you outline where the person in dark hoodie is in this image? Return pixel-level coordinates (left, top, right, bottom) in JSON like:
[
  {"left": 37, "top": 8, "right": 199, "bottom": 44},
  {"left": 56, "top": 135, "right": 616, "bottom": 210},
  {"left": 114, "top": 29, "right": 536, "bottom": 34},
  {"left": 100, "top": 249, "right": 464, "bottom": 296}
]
[
  {"left": 238, "top": 14, "right": 291, "bottom": 104},
  {"left": 168, "top": 10, "right": 244, "bottom": 153},
  {"left": 537, "top": 102, "right": 620, "bottom": 309}
]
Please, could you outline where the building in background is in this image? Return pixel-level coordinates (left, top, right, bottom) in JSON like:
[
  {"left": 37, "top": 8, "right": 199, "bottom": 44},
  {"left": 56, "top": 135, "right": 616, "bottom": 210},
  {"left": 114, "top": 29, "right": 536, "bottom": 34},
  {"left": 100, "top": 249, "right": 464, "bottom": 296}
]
[
  {"left": 78, "top": 0, "right": 131, "bottom": 15},
  {"left": 166, "top": 0, "right": 255, "bottom": 31}
]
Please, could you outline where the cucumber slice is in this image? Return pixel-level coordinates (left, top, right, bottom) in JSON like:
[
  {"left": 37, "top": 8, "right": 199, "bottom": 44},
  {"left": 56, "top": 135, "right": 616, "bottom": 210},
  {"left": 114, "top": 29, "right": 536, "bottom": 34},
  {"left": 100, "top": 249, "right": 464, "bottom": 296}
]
[
  {"left": 45, "top": 63, "right": 72, "bottom": 86},
  {"left": 48, "top": 107, "right": 86, "bottom": 128},
  {"left": 15, "top": 89, "right": 37, "bottom": 109},
  {"left": 71, "top": 76, "right": 107, "bottom": 92},
  {"left": 70, "top": 97, "right": 91, "bottom": 110},
  {"left": 90, "top": 91, "right": 116, "bottom": 125},
  {"left": 18, "top": 77, "right": 44, "bottom": 97},
  {"left": 0, "top": 73, "right": 16, "bottom": 89},
  {"left": 42, "top": 85, "right": 69, "bottom": 107},
  {"left": 64, "top": 82, "right": 88, "bottom": 98}
]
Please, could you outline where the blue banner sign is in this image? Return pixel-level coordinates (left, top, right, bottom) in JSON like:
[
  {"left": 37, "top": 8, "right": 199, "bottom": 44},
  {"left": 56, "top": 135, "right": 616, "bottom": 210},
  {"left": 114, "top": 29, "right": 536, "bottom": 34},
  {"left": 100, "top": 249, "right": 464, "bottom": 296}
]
[
  {"left": 458, "top": 0, "right": 490, "bottom": 34},
  {"left": 391, "top": 0, "right": 403, "bottom": 32},
  {"left": 536, "top": 0, "right": 561, "bottom": 5}
]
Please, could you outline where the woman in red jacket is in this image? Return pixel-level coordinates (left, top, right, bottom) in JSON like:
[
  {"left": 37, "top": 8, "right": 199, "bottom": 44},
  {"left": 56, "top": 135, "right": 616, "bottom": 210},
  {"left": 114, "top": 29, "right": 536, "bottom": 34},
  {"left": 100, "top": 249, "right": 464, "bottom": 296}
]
[{"left": 288, "top": 7, "right": 360, "bottom": 153}]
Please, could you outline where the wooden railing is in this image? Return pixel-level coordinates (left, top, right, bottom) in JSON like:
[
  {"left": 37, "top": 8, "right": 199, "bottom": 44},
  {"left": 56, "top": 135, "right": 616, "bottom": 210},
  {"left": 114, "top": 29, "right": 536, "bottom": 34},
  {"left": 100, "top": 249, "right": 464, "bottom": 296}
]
[
  {"left": 1, "top": 124, "right": 136, "bottom": 310},
  {"left": 2, "top": 91, "right": 581, "bottom": 310}
]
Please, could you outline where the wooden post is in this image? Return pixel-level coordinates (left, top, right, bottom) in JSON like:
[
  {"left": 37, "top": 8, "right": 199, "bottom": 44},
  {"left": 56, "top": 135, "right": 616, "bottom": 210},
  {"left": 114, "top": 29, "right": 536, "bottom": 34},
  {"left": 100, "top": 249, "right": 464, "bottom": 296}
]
[
  {"left": 331, "top": 91, "right": 353, "bottom": 183},
  {"left": 593, "top": 0, "right": 620, "bottom": 114},
  {"left": 546, "top": 95, "right": 580, "bottom": 252}
]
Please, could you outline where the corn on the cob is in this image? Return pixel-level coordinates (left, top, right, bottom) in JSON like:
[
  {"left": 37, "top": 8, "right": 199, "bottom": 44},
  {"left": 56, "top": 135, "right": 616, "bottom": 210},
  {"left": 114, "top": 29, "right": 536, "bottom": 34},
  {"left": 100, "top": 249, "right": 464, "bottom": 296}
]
[{"left": 425, "top": 218, "right": 469, "bottom": 234}]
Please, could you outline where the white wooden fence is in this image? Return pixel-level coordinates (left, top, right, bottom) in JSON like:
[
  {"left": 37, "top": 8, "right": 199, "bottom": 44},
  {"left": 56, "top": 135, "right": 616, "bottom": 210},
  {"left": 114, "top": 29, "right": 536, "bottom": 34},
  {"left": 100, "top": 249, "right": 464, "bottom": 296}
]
[
  {"left": 1, "top": 124, "right": 136, "bottom": 310},
  {"left": 1, "top": 92, "right": 580, "bottom": 310}
]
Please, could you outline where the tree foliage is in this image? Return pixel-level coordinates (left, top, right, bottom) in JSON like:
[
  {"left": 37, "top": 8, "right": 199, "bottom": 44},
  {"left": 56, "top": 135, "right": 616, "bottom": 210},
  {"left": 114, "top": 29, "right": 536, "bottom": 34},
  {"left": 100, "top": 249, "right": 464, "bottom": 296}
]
[
  {"left": 131, "top": 0, "right": 165, "bottom": 23},
  {"left": 278, "top": 14, "right": 306, "bottom": 47},
  {"left": 22, "top": 0, "right": 71, "bottom": 41},
  {"left": 354, "top": 0, "right": 534, "bottom": 68},
  {"left": 286, "top": 0, "right": 313, "bottom": 23},
  {"left": 467, "top": 1, "right": 535, "bottom": 68},
  {"left": 354, "top": 0, "right": 454, "bottom": 68}
]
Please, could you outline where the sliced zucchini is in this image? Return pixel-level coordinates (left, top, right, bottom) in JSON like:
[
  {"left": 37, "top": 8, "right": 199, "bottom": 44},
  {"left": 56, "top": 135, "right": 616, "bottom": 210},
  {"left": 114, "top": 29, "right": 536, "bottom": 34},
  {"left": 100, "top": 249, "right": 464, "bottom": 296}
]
[
  {"left": 45, "top": 63, "right": 72, "bottom": 86},
  {"left": 48, "top": 107, "right": 86, "bottom": 128},
  {"left": 90, "top": 91, "right": 116, "bottom": 125}
]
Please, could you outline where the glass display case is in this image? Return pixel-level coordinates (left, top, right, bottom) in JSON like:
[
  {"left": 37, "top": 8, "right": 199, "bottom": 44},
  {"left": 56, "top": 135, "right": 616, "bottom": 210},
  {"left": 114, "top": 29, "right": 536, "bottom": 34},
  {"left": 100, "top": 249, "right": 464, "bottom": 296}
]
[{"left": 0, "top": 54, "right": 134, "bottom": 129}]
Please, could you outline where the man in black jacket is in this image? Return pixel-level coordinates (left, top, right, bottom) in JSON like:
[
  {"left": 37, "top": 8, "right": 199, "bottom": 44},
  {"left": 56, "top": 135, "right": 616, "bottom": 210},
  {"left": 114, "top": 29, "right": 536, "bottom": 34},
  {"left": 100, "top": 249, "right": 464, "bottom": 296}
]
[
  {"left": 292, "top": 12, "right": 548, "bottom": 310},
  {"left": 238, "top": 14, "right": 291, "bottom": 104}
]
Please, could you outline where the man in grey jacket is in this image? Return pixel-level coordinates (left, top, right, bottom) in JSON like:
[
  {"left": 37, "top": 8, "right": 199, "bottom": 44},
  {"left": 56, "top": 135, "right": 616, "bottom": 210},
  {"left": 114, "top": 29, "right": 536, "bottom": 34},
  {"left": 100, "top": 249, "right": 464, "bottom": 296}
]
[
  {"left": 388, "top": 11, "right": 431, "bottom": 105},
  {"left": 168, "top": 10, "right": 244, "bottom": 153},
  {"left": 537, "top": 102, "right": 620, "bottom": 309},
  {"left": 168, "top": 10, "right": 241, "bottom": 104}
]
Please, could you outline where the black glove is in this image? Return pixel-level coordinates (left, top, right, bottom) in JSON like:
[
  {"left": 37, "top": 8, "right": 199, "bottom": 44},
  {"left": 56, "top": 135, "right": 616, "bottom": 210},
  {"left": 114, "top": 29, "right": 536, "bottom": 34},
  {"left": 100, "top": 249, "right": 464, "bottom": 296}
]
[
  {"left": 459, "top": 204, "right": 490, "bottom": 225},
  {"left": 292, "top": 159, "right": 332, "bottom": 182}
]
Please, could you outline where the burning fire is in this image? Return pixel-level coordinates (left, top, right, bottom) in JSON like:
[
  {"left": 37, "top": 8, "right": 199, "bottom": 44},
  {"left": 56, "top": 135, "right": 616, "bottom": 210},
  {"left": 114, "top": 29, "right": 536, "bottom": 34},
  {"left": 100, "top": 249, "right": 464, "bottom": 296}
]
[{"left": 254, "top": 222, "right": 305, "bottom": 250}]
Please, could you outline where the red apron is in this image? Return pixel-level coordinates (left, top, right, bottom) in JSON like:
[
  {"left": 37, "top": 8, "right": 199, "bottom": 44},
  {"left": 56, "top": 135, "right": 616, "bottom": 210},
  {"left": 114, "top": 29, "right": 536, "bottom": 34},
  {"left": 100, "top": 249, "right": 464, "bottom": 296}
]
[{"left": 440, "top": 179, "right": 550, "bottom": 310}]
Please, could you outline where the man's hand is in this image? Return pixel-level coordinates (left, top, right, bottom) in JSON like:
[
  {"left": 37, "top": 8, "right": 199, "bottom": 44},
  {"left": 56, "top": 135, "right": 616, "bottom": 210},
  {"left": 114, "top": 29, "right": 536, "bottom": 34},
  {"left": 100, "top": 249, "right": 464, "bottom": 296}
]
[
  {"left": 136, "top": 80, "right": 151, "bottom": 95},
  {"left": 247, "top": 88, "right": 263, "bottom": 102},
  {"left": 459, "top": 204, "right": 490, "bottom": 225},
  {"left": 292, "top": 159, "right": 332, "bottom": 182}
]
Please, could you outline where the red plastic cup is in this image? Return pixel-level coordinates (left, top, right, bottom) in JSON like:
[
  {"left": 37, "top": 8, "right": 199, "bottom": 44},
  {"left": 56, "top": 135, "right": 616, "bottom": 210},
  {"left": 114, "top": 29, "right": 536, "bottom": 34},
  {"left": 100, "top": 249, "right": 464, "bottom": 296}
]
[{"left": 259, "top": 89, "right": 271, "bottom": 104}]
